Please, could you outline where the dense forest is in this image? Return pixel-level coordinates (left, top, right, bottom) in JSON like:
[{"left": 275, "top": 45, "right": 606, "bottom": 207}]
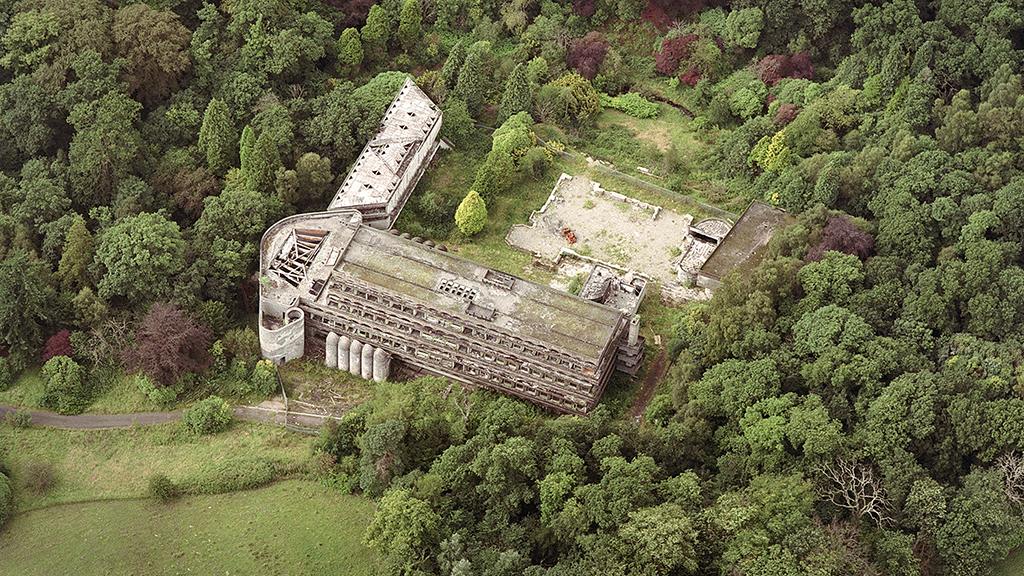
[{"left": 1, "top": 0, "right": 1024, "bottom": 574}]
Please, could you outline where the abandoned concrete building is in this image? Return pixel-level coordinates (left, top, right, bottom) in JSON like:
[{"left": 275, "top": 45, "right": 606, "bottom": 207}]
[
  {"left": 328, "top": 78, "right": 443, "bottom": 229},
  {"left": 259, "top": 79, "right": 646, "bottom": 414},
  {"left": 258, "top": 210, "right": 644, "bottom": 414},
  {"left": 696, "top": 201, "right": 796, "bottom": 290}
]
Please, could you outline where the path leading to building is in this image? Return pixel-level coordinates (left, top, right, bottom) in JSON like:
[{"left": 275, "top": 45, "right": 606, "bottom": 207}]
[
  {"left": 0, "top": 401, "right": 333, "bottom": 433},
  {"left": 628, "top": 349, "right": 669, "bottom": 423}
]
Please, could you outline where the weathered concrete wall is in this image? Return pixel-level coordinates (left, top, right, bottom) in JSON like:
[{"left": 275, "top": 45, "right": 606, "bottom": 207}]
[{"left": 259, "top": 307, "right": 305, "bottom": 364}]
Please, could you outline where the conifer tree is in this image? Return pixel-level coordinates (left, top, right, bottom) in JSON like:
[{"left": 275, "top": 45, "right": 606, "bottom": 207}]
[
  {"left": 337, "top": 28, "right": 364, "bottom": 74},
  {"left": 198, "top": 99, "right": 236, "bottom": 176},
  {"left": 247, "top": 132, "right": 281, "bottom": 194},
  {"left": 454, "top": 47, "right": 488, "bottom": 116},
  {"left": 398, "top": 0, "right": 422, "bottom": 53},
  {"left": 498, "top": 63, "right": 531, "bottom": 123},
  {"left": 57, "top": 215, "right": 94, "bottom": 292},
  {"left": 361, "top": 4, "right": 391, "bottom": 62},
  {"left": 455, "top": 190, "right": 487, "bottom": 236},
  {"left": 440, "top": 40, "right": 467, "bottom": 90},
  {"left": 239, "top": 125, "right": 256, "bottom": 172}
]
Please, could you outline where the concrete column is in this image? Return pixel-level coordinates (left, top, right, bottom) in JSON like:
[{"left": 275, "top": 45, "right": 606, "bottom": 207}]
[
  {"left": 349, "top": 340, "right": 363, "bottom": 377},
  {"left": 337, "top": 336, "right": 351, "bottom": 372},
  {"left": 372, "top": 348, "right": 391, "bottom": 383},
  {"left": 628, "top": 315, "right": 641, "bottom": 347},
  {"left": 360, "top": 344, "right": 375, "bottom": 380},
  {"left": 325, "top": 333, "right": 339, "bottom": 368}
]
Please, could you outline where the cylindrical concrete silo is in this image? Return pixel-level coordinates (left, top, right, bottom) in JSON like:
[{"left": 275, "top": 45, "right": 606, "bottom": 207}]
[
  {"left": 337, "top": 336, "right": 351, "bottom": 372},
  {"left": 360, "top": 344, "right": 374, "bottom": 380},
  {"left": 349, "top": 340, "right": 363, "bottom": 377},
  {"left": 372, "top": 348, "right": 391, "bottom": 383},
  {"left": 325, "top": 332, "right": 339, "bottom": 368}
]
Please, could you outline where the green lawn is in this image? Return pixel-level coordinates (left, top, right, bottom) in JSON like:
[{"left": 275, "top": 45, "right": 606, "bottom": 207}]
[
  {"left": 0, "top": 480, "right": 376, "bottom": 576},
  {"left": 0, "top": 423, "right": 314, "bottom": 510},
  {"left": 991, "top": 548, "right": 1024, "bottom": 576}
]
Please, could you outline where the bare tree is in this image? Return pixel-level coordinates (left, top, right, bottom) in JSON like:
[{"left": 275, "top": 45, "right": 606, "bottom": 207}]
[
  {"left": 816, "top": 459, "right": 894, "bottom": 527},
  {"left": 997, "top": 451, "right": 1024, "bottom": 511}
]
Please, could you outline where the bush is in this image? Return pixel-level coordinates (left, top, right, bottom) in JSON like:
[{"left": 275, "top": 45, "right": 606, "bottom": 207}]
[
  {"left": 455, "top": 190, "right": 488, "bottom": 236},
  {"left": 0, "top": 472, "right": 12, "bottom": 528},
  {"left": 148, "top": 473, "right": 179, "bottom": 502},
  {"left": 4, "top": 409, "right": 31, "bottom": 428},
  {"left": 0, "top": 357, "right": 12, "bottom": 391},
  {"left": 42, "top": 356, "right": 89, "bottom": 414},
  {"left": 600, "top": 92, "right": 660, "bottom": 119},
  {"left": 135, "top": 374, "right": 178, "bottom": 407},
  {"left": 246, "top": 360, "right": 277, "bottom": 398},
  {"left": 181, "top": 396, "right": 232, "bottom": 435},
  {"left": 23, "top": 462, "right": 57, "bottom": 495},
  {"left": 180, "top": 456, "right": 278, "bottom": 495},
  {"left": 41, "top": 330, "right": 73, "bottom": 363}
]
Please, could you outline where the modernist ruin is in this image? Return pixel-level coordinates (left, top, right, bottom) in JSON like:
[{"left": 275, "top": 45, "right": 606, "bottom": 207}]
[
  {"left": 328, "top": 78, "right": 443, "bottom": 229},
  {"left": 696, "top": 201, "right": 795, "bottom": 290},
  {"left": 258, "top": 79, "right": 644, "bottom": 415},
  {"left": 258, "top": 210, "right": 643, "bottom": 414}
]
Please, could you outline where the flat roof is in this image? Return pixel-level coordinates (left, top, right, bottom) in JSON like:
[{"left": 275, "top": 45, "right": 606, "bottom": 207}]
[
  {"left": 699, "top": 201, "right": 795, "bottom": 281},
  {"left": 261, "top": 211, "right": 625, "bottom": 360},
  {"left": 328, "top": 78, "right": 441, "bottom": 210}
]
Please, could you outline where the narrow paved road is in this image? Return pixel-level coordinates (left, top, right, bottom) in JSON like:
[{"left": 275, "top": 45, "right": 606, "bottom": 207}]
[{"left": 0, "top": 405, "right": 183, "bottom": 430}]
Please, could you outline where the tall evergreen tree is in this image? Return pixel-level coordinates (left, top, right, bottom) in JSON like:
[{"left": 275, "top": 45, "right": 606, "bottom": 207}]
[
  {"left": 57, "top": 215, "right": 94, "bottom": 292},
  {"left": 398, "top": 0, "right": 421, "bottom": 53},
  {"left": 498, "top": 63, "right": 531, "bottom": 123},
  {"left": 198, "top": 98, "right": 236, "bottom": 176},
  {"left": 440, "top": 40, "right": 467, "bottom": 90},
  {"left": 454, "top": 47, "right": 488, "bottom": 116},
  {"left": 247, "top": 132, "right": 281, "bottom": 194},
  {"left": 239, "top": 124, "right": 256, "bottom": 172},
  {"left": 360, "top": 4, "right": 391, "bottom": 62},
  {"left": 337, "top": 27, "right": 364, "bottom": 74}
]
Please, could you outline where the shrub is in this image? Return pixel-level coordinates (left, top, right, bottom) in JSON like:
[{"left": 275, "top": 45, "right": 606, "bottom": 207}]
[
  {"left": 655, "top": 34, "right": 698, "bottom": 76},
  {"left": 41, "top": 330, "right": 73, "bottom": 363},
  {"left": 247, "top": 360, "right": 277, "bottom": 398},
  {"left": 536, "top": 73, "right": 601, "bottom": 130},
  {"left": 135, "top": 374, "right": 178, "bottom": 407},
  {"left": 148, "top": 473, "right": 178, "bottom": 502},
  {"left": 0, "top": 356, "right": 12, "bottom": 391},
  {"left": 181, "top": 396, "right": 232, "bottom": 435},
  {"left": 600, "top": 92, "right": 660, "bottom": 119},
  {"left": 0, "top": 472, "right": 12, "bottom": 528},
  {"left": 221, "top": 328, "right": 260, "bottom": 364},
  {"left": 181, "top": 456, "right": 278, "bottom": 495},
  {"left": 4, "top": 409, "right": 31, "bottom": 428},
  {"left": 567, "top": 32, "right": 608, "bottom": 80},
  {"left": 42, "top": 356, "right": 89, "bottom": 414},
  {"left": 23, "top": 462, "right": 57, "bottom": 495},
  {"left": 455, "top": 191, "right": 488, "bottom": 236}
]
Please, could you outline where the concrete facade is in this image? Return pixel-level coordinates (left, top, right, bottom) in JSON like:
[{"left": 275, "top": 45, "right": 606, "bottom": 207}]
[
  {"left": 259, "top": 210, "right": 642, "bottom": 415},
  {"left": 328, "top": 78, "right": 443, "bottom": 229}
]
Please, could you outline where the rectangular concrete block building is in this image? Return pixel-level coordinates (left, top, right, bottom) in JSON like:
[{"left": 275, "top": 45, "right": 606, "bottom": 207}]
[
  {"left": 259, "top": 210, "right": 639, "bottom": 414},
  {"left": 328, "top": 78, "right": 443, "bottom": 229}
]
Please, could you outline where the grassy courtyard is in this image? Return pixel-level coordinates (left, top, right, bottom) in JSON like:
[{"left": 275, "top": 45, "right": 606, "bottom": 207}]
[{"left": 0, "top": 480, "right": 376, "bottom": 576}]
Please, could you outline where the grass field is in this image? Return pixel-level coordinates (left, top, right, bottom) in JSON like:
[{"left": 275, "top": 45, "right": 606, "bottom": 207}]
[
  {"left": 0, "top": 480, "right": 376, "bottom": 576},
  {"left": 0, "top": 422, "right": 314, "bottom": 510},
  {"left": 991, "top": 549, "right": 1024, "bottom": 576}
]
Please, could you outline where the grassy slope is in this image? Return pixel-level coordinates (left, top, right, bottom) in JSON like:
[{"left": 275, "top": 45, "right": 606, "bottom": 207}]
[
  {"left": 0, "top": 480, "right": 375, "bottom": 576},
  {"left": 991, "top": 549, "right": 1024, "bottom": 576},
  {"left": 0, "top": 423, "right": 313, "bottom": 510}
]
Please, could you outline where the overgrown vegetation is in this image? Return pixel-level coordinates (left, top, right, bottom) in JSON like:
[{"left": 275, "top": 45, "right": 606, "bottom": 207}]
[{"left": 2, "top": 0, "right": 1024, "bottom": 574}]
